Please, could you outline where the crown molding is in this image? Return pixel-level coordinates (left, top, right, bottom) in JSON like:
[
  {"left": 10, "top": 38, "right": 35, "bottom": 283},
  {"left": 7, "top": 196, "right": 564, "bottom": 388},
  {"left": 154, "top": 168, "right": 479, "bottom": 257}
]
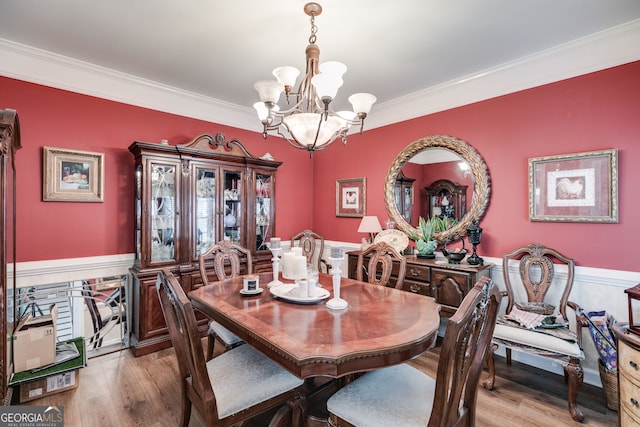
[{"left": 1, "top": 19, "right": 639, "bottom": 133}]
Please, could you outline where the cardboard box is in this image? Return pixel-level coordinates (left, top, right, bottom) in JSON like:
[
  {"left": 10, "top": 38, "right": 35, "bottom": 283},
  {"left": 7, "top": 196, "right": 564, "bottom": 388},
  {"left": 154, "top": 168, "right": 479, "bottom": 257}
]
[
  {"left": 13, "top": 305, "right": 58, "bottom": 373},
  {"left": 18, "top": 369, "right": 79, "bottom": 403}
]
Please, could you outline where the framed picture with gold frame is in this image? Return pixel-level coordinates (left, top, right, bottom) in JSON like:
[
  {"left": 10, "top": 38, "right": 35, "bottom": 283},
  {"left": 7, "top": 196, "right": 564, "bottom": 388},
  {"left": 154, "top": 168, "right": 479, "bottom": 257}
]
[
  {"left": 336, "top": 177, "right": 366, "bottom": 217},
  {"left": 528, "top": 149, "right": 617, "bottom": 222},
  {"left": 43, "top": 146, "right": 105, "bottom": 202}
]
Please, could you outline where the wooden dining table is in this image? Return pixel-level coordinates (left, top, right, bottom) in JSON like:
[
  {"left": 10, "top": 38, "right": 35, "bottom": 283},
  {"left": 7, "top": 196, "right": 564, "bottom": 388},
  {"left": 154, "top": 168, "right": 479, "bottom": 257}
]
[{"left": 188, "top": 271, "right": 441, "bottom": 379}]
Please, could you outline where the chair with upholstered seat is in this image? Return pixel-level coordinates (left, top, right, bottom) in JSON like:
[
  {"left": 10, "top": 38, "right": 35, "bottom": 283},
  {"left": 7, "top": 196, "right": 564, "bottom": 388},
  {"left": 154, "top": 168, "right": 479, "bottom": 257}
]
[
  {"left": 356, "top": 242, "right": 406, "bottom": 289},
  {"left": 327, "top": 276, "right": 501, "bottom": 427},
  {"left": 82, "top": 280, "right": 125, "bottom": 349},
  {"left": 156, "top": 269, "right": 305, "bottom": 427},
  {"left": 198, "top": 240, "right": 252, "bottom": 360},
  {"left": 290, "top": 229, "right": 330, "bottom": 273},
  {"left": 482, "top": 243, "right": 587, "bottom": 422}
]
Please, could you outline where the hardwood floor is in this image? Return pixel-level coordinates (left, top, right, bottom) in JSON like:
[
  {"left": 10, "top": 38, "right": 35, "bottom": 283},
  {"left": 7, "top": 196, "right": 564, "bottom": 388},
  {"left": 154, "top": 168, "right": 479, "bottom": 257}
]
[{"left": 17, "top": 341, "right": 618, "bottom": 427}]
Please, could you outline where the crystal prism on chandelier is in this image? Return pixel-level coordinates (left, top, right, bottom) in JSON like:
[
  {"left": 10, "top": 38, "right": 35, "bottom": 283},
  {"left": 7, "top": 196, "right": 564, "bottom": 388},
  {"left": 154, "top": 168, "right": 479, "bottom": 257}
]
[{"left": 253, "top": 2, "right": 376, "bottom": 156}]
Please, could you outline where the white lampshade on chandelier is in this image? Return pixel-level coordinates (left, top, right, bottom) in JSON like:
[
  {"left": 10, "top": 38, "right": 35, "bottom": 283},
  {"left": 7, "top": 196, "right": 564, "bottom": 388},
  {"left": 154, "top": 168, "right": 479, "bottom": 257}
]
[{"left": 253, "top": 2, "right": 376, "bottom": 157}]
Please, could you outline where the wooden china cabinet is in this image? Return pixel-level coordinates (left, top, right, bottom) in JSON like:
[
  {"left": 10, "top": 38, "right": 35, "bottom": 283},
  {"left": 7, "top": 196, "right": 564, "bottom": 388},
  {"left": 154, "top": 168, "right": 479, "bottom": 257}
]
[
  {"left": 424, "top": 179, "right": 467, "bottom": 221},
  {"left": 128, "top": 133, "right": 281, "bottom": 356},
  {"left": 0, "top": 109, "right": 20, "bottom": 403},
  {"left": 393, "top": 171, "right": 415, "bottom": 224}
]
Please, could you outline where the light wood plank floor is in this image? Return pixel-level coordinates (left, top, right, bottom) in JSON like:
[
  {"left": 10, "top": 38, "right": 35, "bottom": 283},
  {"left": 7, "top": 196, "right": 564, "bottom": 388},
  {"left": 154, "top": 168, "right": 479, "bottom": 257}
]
[{"left": 18, "top": 341, "right": 618, "bottom": 427}]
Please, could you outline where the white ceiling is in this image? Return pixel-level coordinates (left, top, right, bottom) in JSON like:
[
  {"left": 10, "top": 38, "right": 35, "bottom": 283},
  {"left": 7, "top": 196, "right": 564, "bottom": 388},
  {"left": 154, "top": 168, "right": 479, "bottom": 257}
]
[{"left": 1, "top": 1, "right": 640, "bottom": 134}]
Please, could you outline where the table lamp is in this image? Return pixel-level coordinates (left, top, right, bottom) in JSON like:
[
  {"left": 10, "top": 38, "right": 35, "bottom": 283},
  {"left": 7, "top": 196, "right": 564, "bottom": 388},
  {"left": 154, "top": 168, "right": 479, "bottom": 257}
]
[{"left": 357, "top": 216, "right": 382, "bottom": 243}]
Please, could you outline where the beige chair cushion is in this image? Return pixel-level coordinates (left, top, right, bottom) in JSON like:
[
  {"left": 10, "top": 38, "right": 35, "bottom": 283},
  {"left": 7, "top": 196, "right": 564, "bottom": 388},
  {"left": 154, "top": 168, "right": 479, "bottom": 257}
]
[
  {"left": 207, "top": 344, "right": 304, "bottom": 419},
  {"left": 209, "top": 321, "right": 244, "bottom": 346},
  {"left": 493, "top": 324, "right": 584, "bottom": 358},
  {"left": 327, "top": 364, "right": 435, "bottom": 427}
]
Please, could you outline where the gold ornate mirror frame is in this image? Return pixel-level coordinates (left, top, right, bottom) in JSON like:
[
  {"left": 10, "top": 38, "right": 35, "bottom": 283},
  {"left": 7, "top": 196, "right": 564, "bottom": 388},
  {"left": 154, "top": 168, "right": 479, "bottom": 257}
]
[{"left": 384, "top": 135, "right": 491, "bottom": 243}]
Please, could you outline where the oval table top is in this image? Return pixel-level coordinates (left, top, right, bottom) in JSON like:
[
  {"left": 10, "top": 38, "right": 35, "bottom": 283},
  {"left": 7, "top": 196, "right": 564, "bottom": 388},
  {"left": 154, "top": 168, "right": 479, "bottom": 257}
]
[{"left": 189, "top": 272, "right": 440, "bottom": 378}]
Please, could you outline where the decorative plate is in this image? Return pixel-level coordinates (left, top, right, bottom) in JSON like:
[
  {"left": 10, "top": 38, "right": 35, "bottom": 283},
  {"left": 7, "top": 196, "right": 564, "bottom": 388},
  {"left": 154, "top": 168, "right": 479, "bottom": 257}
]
[
  {"left": 269, "top": 284, "right": 330, "bottom": 305},
  {"left": 374, "top": 229, "right": 409, "bottom": 252}
]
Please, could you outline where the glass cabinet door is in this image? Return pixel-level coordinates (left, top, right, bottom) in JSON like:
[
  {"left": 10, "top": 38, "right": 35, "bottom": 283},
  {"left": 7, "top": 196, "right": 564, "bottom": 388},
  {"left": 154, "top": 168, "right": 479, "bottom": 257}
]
[
  {"left": 150, "top": 163, "right": 177, "bottom": 263},
  {"left": 194, "top": 167, "right": 216, "bottom": 257},
  {"left": 255, "top": 171, "right": 274, "bottom": 251},
  {"left": 223, "top": 169, "right": 243, "bottom": 244}
]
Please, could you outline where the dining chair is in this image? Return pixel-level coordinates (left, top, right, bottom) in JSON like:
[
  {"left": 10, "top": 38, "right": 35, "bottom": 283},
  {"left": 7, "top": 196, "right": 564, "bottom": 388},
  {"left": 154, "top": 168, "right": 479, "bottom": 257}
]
[
  {"left": 198, "top": 240, "right": 252, "bottom": 360},
  {"left": 326, "top": 276, "right": 501, "bottom": 427},
  {"left": 290, "top": 229, "right": 330, "bottom": 273},
  {"left": 81, "top": 280, "right": 125, "bottom": 349},
  {"left": 156, "top": 269, "right": 305, "bottom": 427},
  {"left": 482, "top": 243, "right": 587, "bottom": 422},
  {"left": 356, "top": 242, "right": 406, "bottom": 289}
]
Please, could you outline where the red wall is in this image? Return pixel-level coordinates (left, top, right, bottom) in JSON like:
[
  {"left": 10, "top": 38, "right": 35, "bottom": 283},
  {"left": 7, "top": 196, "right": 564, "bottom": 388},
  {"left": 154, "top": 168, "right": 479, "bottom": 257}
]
[
  {"left": 0, "top": 77, "right": 315, "bottom": 262},
  {"left": 2, "top": 60, "right": 639, "bottom": 272},
  {"left": 313, "top": 61, "right": 640, "bottom": 272}
]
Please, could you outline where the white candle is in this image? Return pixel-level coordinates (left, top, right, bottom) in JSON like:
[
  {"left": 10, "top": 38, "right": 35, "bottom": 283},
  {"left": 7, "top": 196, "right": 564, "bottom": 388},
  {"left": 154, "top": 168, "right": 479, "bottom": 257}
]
[
  {"left": 282, "top": 252, "right": 295, "bottom": 279},
  {"left": 270, "top": 237, "right": 281, "bottom": 249},
  {"left": 294, "top": 255, "right": 307, "bottom": 279},
  {"left": 292, "top": 246, "right": 303, "bottom": 257}
]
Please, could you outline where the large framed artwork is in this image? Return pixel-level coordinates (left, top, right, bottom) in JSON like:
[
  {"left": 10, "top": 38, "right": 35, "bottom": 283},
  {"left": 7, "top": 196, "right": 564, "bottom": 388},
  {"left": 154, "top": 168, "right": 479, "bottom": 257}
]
[
  {"left": 528, "top": 149, "right": 617, "bottom": 222},
  {"left": 336, "top": 177, "right": 366, "bottom": 218},
  {"left": 43, "top": 147, "right": 105, "bottom": 202}
]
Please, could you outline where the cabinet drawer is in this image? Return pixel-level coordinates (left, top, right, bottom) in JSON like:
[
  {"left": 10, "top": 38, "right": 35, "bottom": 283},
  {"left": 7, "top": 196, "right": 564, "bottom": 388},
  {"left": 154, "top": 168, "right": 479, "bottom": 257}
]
[
  {"left": 431, "top": 269, "right": 472, "bottom": 309},
  {"left": 620, "top": 340, "right": 640, "bottom": 381},
  {"left": 404, "top": 264, "right": 430, "bottom": 282},
  {"left": 403, "top": 280, "right": 431, "bottom": 296},
  {"left": 621, "top": 403, "right": 640, "bottom": 427}
]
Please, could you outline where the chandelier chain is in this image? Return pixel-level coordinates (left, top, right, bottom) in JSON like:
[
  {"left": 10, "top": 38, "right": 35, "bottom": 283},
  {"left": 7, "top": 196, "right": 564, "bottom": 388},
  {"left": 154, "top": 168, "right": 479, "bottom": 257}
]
[{"left": 308, "top": 13, "right": 317, "bottom": 44}]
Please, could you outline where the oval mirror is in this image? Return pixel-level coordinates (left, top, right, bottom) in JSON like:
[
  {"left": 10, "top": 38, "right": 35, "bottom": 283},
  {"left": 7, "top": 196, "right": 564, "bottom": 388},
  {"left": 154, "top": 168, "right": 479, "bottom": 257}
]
[{"left": 384, "top": 135, "right": 490, "bottom": 243}]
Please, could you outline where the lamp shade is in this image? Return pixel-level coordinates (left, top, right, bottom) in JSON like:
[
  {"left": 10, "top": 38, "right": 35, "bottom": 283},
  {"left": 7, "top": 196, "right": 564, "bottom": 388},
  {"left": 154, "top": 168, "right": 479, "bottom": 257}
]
[
  {"left": 254, "top": 80, "right": 285, "bottom": 104},
  {"left": 283, "top": 113, "right": 342, "bottom": 147},
  {"left": 357, "top": 216, "right": 382, "bottom": 234},
  {"left": 348, "top": 93, "right": 377, "bottom": 115}
]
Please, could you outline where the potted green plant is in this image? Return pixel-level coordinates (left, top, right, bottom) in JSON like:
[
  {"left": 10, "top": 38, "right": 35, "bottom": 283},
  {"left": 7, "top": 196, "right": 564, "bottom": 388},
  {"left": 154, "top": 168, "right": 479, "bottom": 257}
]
[{"left": 408, "top": 217, "right": 438, "bottom": 258}]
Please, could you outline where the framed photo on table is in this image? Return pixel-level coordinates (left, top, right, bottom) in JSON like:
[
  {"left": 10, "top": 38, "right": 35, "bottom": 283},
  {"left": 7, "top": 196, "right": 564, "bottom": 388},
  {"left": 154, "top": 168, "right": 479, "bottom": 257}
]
[
  {"left": 528, "top": 149, "right": 617, "bottom": 222},
  {"left": 336, "top": 177, "right": 366, "bottom": 217},
  {"left": 43, "top": 146, "right": 105, "bottom": 202}
]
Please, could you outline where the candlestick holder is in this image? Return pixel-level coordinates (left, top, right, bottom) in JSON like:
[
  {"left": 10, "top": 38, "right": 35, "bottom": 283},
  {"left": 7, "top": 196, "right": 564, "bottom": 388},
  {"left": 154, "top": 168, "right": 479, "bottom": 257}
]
[
  {"left": 267, "top": 247, "right": 283, "bottom": 288},
  {"left": 326, "top": 257, "right": 348, "bottom": 310}
]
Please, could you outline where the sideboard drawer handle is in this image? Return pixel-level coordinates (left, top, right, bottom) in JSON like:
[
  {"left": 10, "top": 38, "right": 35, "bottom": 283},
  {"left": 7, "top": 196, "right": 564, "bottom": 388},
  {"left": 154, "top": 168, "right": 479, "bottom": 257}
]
[
  {"left": 410, "top": 268, "right": 421, "bottom": 277},
  {"left": 409, "top": 284, "right": 420, "bottom": 293},
  {"left": 631, "top": 398, "right": 639, "bottom": 407},
  {"left": 630, "top": 360, "right": 638, "bottom": 369}
]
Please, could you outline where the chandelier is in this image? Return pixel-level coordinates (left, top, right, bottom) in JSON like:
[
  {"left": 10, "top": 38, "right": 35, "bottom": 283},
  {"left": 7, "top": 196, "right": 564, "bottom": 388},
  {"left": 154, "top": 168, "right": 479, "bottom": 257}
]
[{"left": 253, "top": 2, "right": 376, "bottom": 156}]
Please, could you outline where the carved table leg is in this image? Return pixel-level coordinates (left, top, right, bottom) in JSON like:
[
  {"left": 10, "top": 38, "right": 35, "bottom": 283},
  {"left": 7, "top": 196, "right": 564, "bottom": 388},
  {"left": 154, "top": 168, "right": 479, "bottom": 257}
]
[
  {"left": 564, "top": 358, "right": 584, "bottom": 422},
  {"left": 482, "top": 343, "right": 498, "bottom": 390}
]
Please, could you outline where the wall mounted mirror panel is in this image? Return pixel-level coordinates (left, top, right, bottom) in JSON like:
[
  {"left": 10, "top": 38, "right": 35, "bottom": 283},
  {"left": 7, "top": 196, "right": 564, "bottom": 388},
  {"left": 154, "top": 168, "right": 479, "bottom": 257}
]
[{"left": 384, "top": 135, "right": 490, "bottom": 243}]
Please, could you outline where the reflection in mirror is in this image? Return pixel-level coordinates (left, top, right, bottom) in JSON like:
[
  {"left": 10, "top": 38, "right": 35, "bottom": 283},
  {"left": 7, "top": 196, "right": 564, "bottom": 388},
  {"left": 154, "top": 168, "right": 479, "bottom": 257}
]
[{"left": 385, "top": 135, "right": 490, "bottom": 243}]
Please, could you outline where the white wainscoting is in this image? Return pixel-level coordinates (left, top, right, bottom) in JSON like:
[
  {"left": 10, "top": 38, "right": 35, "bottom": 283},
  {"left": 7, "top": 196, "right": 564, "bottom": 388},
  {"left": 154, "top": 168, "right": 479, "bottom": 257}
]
[{"left": 9, "top": 248, "right": 640, "bottom": 387}]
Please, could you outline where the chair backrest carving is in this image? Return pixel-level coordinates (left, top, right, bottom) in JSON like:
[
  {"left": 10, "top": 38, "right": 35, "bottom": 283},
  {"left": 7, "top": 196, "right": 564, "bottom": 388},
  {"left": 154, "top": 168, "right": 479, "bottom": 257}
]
[
  {"left": 356, "top": 242, "right": 406, "bottom": 289},
  {"left": 502, "top": 243, "right": 574, "bottom": 321},
  {"left": 290, "top": 229, "right": 325, "bottom": 272},
  {"left": 430, "top": 277, "right": 501, "bottom": 427},
  {"left": 199, "top": 241, "right": 253, "bottom": 286},
  {"left": 156, "top": 269, "right": 219, "bottom": 419}
]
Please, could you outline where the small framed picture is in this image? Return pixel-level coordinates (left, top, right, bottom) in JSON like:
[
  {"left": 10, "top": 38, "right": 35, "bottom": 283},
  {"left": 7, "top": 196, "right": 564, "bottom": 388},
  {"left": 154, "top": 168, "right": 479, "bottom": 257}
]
[
  {"left": 528, "top": 149, "right": 618, "bottom": 222},
  {"left": 336, "top": 177, "right": 366, "bottom": 218},
  {"left": 43, "top": 147, "right": 105, "bottom": 202}
]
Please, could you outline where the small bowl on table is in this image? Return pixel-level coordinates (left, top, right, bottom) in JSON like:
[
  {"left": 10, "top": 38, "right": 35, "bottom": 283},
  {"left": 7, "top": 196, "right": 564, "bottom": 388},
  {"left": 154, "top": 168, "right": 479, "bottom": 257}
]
[{"left": 442, "top": 248, "right": 468, "bottom": 264}]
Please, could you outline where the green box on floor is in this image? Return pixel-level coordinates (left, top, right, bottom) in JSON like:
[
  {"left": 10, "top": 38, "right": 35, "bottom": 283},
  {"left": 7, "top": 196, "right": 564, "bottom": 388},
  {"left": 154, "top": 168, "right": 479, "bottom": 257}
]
[{"left": 9, "top": 337, "right": 87, "bottom": 403}]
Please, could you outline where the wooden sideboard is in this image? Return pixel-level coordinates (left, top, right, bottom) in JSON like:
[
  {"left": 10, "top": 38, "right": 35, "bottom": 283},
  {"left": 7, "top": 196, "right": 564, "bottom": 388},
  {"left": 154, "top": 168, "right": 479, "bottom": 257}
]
[
  {"left": 614, "top": 323, "right": 640, "bottom": 425},
  {"left": 347, "top": 251, "right": 492, "bottom": 316}
]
